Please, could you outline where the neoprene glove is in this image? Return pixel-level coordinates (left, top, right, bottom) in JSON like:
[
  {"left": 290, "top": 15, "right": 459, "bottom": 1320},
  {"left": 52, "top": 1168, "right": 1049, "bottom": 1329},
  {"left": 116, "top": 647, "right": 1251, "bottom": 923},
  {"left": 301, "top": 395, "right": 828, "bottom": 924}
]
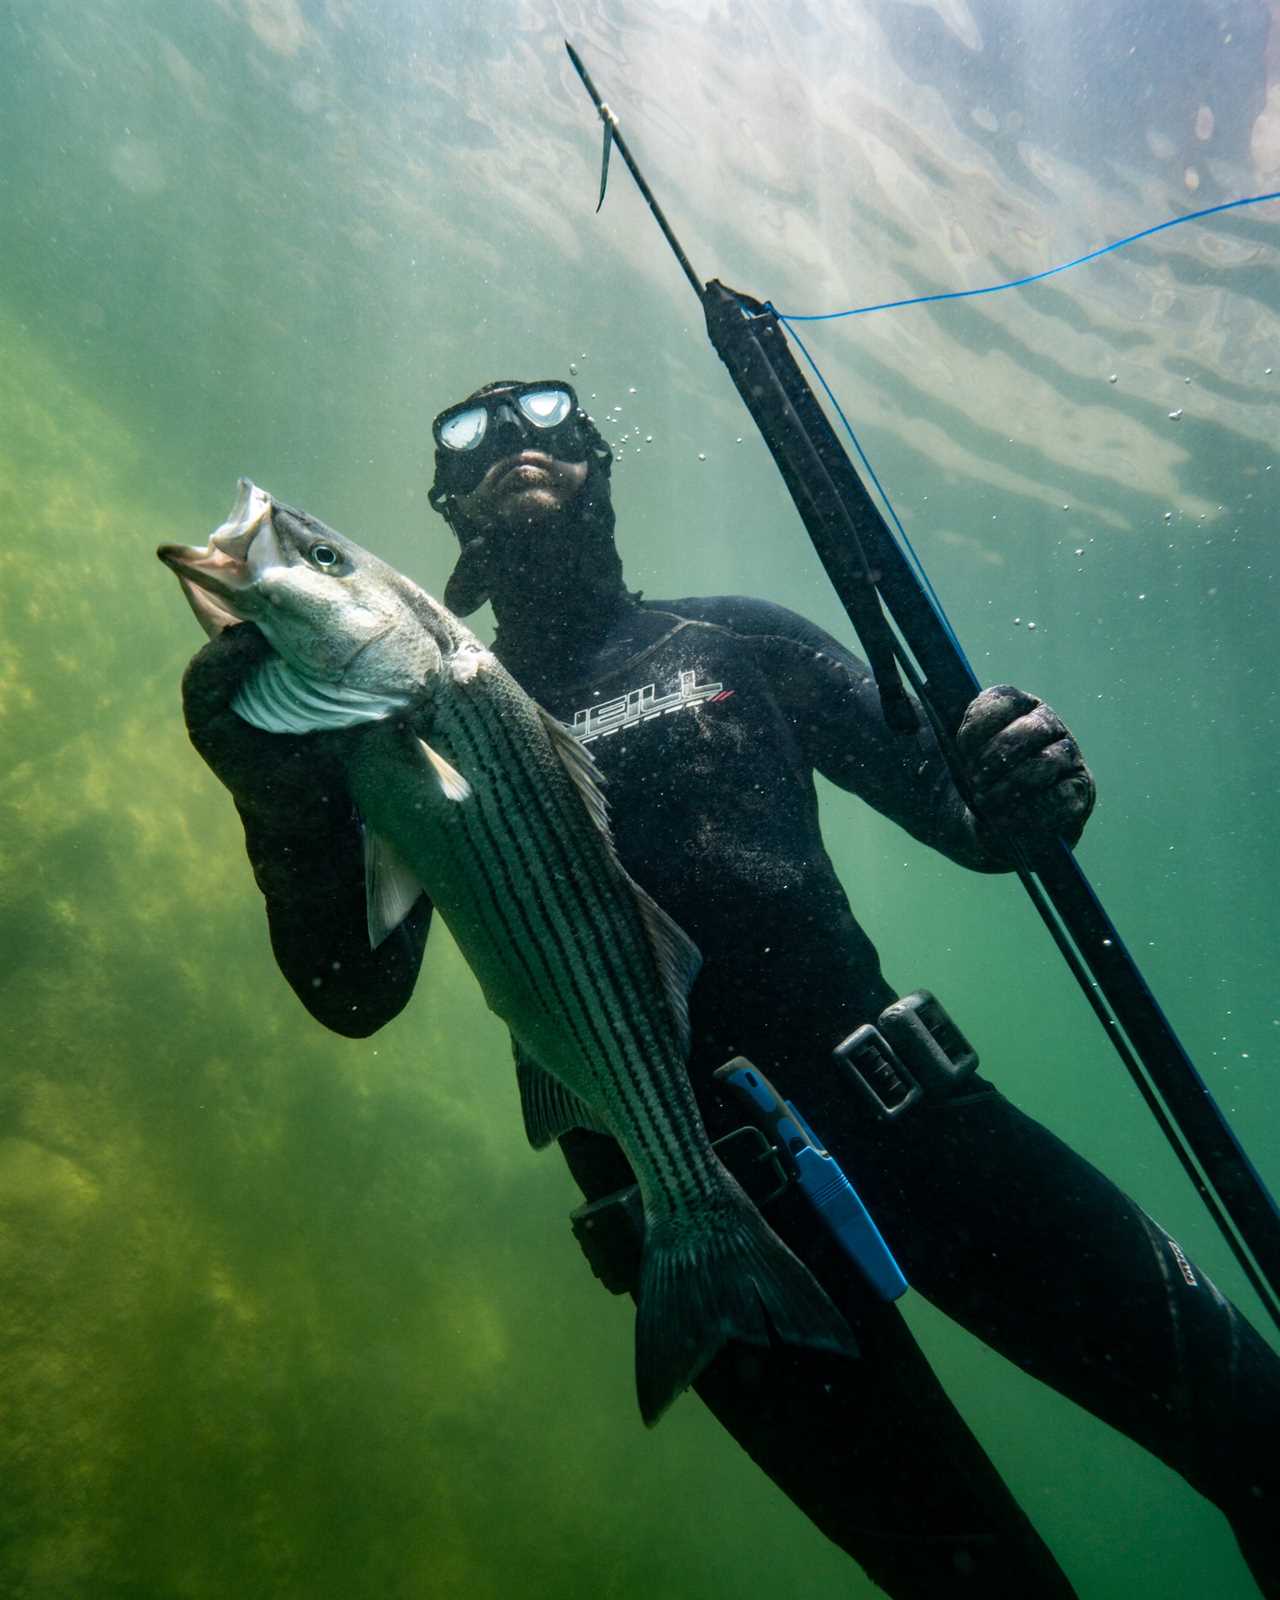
[
  {"left": 956, "top": 684, "right": 1096, "bottom": 858},
  {"left": 180, "top": 622, "right": 352, "bottom": 840}
]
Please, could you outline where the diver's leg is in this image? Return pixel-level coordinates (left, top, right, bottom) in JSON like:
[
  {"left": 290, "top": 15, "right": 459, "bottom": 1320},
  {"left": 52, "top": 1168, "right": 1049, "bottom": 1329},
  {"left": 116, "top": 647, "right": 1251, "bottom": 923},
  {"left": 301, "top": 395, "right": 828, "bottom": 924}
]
[
  {"left": 831, "top": 1085, "right": 1280, "bottom": 1597},
  {"left": 692, "top": 1297, "right": 1078, "bottom": 1599},
  {"left": 559, "top": 1128, "right": 1078, "bottom": 1600}
]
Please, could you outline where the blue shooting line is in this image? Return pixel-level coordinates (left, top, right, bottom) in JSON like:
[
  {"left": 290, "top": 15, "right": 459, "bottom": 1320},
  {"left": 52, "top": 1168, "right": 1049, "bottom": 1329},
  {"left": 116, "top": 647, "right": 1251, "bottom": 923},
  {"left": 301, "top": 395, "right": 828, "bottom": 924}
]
[
  {"left": 766, "top": 189, "right": 1280, "bottom": 663},
  {"left": 781, "top": 316, "right": 975, "bottom": 674},
  {"left": 773, "top": 189, "right": 1280, "bottom": 321}
]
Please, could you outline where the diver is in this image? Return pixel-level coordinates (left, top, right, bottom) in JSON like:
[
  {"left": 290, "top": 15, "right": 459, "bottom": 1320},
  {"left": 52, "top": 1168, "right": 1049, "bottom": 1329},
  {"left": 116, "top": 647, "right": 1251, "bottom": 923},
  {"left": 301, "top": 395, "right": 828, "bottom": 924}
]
[{"left": 180, "top": 379, "right": 1280, "bottom": 1599}]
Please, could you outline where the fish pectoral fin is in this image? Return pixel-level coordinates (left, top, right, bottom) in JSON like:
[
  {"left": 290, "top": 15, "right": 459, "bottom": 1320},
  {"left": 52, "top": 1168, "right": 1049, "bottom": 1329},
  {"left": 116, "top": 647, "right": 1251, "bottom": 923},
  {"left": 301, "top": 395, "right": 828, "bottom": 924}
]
[
  {"left": 515, "top": 1046, "right": 610, "bottom": 1148},
  {"left": 363, "top": 823, "right": 426, "bottom": 948},
  {"left": 416, "top": 737, "right": 471, "bottom": 802}
]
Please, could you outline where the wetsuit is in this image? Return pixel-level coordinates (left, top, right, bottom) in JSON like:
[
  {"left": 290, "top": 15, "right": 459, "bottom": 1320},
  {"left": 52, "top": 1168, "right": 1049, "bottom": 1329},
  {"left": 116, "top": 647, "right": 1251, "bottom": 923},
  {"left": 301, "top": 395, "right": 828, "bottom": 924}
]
[{"left": 242, "top": 593, "right": 1280, "bottom": 1599}]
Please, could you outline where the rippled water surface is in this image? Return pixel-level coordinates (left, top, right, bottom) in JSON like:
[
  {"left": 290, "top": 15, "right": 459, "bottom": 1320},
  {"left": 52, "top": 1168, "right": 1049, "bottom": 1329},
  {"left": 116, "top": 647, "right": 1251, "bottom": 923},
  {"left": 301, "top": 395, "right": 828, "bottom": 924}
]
[{"left": 3, "top": 2, "right": 1278, "bottom": 1595}]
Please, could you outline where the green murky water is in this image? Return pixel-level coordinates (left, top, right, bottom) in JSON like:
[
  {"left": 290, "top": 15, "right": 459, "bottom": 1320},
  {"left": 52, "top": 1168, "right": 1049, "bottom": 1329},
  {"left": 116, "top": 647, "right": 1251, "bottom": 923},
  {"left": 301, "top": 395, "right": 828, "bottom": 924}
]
[{"left": 3, "top": 2, "right": 1278, "bottom": 1594}]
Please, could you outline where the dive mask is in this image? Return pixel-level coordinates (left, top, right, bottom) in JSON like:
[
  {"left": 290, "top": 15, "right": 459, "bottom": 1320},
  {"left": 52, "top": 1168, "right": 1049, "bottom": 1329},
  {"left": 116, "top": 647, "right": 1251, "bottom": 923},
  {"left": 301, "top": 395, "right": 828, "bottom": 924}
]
[{"left": 430, "top": 381, "right": 588, "bottom": 498}]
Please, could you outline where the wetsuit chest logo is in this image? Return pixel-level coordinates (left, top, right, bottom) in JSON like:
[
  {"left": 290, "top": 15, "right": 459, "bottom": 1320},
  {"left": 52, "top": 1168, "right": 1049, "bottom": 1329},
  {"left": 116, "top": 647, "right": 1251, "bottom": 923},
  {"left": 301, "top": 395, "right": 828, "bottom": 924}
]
[{"left": 572, "top": 669, "right": 732, "bottom": 745}]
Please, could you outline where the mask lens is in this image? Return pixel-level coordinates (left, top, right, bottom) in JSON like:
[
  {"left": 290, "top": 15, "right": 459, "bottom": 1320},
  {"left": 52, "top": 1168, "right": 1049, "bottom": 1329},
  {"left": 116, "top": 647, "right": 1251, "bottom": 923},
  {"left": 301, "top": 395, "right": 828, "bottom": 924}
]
[
  {"left": 518, "top": 387, "right": 573, "bottom": 429},
  {"left": 438, "top": 406, "right": 488, "bottom": 451}
]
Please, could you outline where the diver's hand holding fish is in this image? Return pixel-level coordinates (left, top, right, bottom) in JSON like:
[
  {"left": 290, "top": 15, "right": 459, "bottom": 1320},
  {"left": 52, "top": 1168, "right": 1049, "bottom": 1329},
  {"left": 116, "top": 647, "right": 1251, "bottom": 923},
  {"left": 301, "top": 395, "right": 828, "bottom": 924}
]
[
  {"left": 179, "top": 619, "right": 425, "bottom": 1032},
  {"left": 181, "top": 621, "right": 351, "bottom": 833},
  {"left": 159, "top": 479, "right": 857, "bottom": 1425}
]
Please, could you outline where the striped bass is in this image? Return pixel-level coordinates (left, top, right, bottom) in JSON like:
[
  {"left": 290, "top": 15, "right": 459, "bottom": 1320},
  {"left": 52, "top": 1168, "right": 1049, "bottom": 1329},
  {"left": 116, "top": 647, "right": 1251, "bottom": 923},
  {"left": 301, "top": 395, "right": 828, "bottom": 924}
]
[{"left": 158, "top": 479, "right": 856, "bottom": 1423}]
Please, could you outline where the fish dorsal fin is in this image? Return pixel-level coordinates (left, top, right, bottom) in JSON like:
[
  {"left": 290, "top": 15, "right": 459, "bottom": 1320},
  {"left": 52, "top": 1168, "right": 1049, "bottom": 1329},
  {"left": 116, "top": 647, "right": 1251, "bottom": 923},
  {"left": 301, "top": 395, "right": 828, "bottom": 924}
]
[
  {"left": 629, "top": 883, "right": 702, "bottom": 1057},
  {"left": 415, "top": 736, "right": 471, "bottom": 802},
  {"left": 363, "top": 822, "right": 426, "bottom": 948},
  {"left": 233, "top": 656, "right": 408, "bottom": 735},
  {"left": 538, "top": 705, "right": 702, "bottom": 1054},
  {"left": 537, "top": 706, "right": 611, "bottom": 834},
  {"left": 515, "top": 1044, "right": 611, "bottom": 1148}
]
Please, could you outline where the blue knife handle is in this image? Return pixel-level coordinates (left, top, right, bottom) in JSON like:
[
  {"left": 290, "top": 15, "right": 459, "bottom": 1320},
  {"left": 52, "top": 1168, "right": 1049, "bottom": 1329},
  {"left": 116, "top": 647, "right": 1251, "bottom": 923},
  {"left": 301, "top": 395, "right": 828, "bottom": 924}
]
[{"left": 718, "top": 1061, "right": 908, "bottom": 1302}]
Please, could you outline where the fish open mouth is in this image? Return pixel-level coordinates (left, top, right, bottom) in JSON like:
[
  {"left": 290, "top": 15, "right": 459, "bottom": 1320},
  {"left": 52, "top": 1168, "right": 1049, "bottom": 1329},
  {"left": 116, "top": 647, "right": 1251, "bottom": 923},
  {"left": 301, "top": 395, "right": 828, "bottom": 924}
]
[
  {"left": 158, "top": 479, "right": 273, "bottom": 595},
  {"left": 157, "top": 541, "right": 251, "bottom": 598},
  {"left": 157, "top": 478, "right": 276, "bottom": 636}
]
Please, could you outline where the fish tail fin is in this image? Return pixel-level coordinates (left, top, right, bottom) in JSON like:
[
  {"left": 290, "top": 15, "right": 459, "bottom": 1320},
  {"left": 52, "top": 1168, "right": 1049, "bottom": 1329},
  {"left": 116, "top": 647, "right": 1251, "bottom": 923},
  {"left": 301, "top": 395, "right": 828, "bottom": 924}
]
[{"left": 634, "top": 1185, "right": 858, "bottom": 1427}]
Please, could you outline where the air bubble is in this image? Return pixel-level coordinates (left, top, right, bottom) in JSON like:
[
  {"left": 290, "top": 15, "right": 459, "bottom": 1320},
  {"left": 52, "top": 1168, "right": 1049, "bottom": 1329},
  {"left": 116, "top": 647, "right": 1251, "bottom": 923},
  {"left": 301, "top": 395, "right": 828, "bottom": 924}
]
[
  {"left": 1108, "top": 373, "right": 1118, "bottom": 384},
  {"left": 697, "top": 452, "right": 706, "bottom": 461}
]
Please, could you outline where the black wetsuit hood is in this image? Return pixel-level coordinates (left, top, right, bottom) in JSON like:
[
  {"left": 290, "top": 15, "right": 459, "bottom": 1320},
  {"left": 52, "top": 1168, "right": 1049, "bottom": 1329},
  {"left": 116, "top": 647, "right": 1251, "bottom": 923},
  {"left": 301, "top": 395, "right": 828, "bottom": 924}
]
[{"left": 429, "top": 378, "right": 625, "bottom": 640}]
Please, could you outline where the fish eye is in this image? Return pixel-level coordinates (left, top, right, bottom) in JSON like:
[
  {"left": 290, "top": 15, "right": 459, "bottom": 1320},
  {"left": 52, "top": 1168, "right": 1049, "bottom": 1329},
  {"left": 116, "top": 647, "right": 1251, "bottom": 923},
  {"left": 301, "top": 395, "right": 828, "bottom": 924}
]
[{"left": 310, "top": 544, "right": 340, "bottom": 568}]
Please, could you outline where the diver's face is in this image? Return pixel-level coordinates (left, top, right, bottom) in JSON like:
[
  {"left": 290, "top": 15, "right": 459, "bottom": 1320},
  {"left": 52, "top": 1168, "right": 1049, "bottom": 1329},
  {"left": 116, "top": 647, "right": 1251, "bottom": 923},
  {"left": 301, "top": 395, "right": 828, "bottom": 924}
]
[
  {"left": 453, "top": 449, "right": 589, "bottom": 533},
  {"left": 433, "top": 382, "right": 594, "bottom": 538}
]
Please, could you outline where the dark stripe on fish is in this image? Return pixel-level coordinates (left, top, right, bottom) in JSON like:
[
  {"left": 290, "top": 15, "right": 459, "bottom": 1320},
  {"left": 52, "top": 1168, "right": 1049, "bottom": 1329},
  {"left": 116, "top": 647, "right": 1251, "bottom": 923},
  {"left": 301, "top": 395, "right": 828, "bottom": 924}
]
[
  {"left": 464, "top": 683, "right": 709, "bottom": 1208},
  {"left": 440, "top": 705, "right": 605, "bottom": 1097},
  {"left": 418, "top": 723, "right": 570, "bottom": 1045},
  {"left": 453, "top": 691, "right": 676, "bottom": 1200},
  {"left": 452, "top": 688, "right": 679, "bottom": 1197}
]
